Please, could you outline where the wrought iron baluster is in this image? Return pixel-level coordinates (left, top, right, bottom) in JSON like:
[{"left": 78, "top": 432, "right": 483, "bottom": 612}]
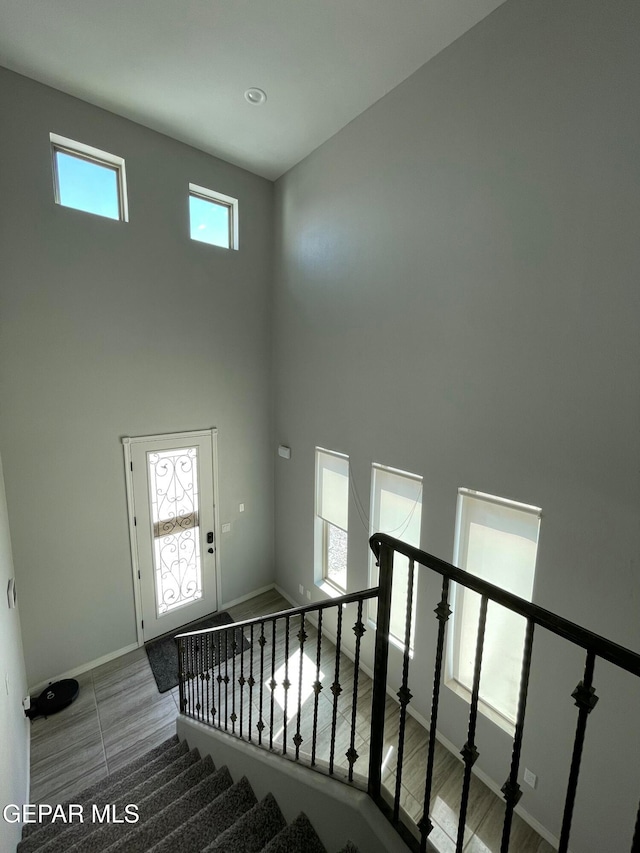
[
  {"left": 369, "top": 542, "right": 394, "bottom": 802},
  {"left": 224, "top": 629, "right": 229, "bottom": 731},
  {"left": 500, "top": 618, "right": 535, "bottom": 853},
  {"left": 248, "top": 623, "right": 255, "bottom": 741},
  {"left": 312, "top": 609, "right": 324, "bottom": 766},
  {"left": 195, "top": 638, "right": 201, "bottom": 722},
  {"left": 205, "top": 633, "right": 211, "bottom": 726},
  {"left": 177, "top": 638, "right": 185, "bottom": 716},
  {"left": 329, "top": 603, "right": 344, "bottom": 775},
  {"left": 231, "top": 626, "right": 237, "bottom": 734},
  {"left": 294, "top": 613, "right": 307, "bottom": 761},
  {"left": 347, "top": 600, "right": 365, "bottom": 783},
  {"left": 257, "top": 622, "right": 266, "bottom": 745},
  {"left": 419, "top": 578, "right": 452, "bottom": 851},
  {"left": 394, "top": 558, "right": 416, "bottom": 823},
  {"left": 187, "top": 637, "right": 195, "bottom": 717},
  {"left": 283, "top": 615, "right": 291, "bottom": 755},
  {"left": 457, "top": 595, "right": 489, "bottom": 853},
  {"left": 216, "top": 632, "right": 222, "bottom": 729},
  {"left": 558, "top": 650, "right": 599, "bottom": 853},
  {"left": 269, "top": 619, "right": 277, "bottom": 750},
  {"left": 199, "top": 634, "right": 205, "bottom": 724},
  {"left": 185, "top": 637, "right": 193, "bottom": 717},
  {"left": 239, "top": 626, "right": 245, "bottom": 739}
]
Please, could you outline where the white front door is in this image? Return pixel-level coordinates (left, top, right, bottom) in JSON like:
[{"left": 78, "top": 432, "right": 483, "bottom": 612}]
[{"left": 124, "top": 430, "right": 219, "bottom": 642}]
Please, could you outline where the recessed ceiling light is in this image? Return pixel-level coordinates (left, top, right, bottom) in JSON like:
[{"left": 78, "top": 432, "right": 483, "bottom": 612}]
[{"left": 244, "top": 88, "right": 267, "bottom": 106}]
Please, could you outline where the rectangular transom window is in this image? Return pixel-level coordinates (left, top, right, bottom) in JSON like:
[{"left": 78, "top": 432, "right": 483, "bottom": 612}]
[
  {"left": 50, "top": 133, "right": 127, "bottom": 221},
  {"left": 189, "top": 183, "right": 238, "bottom": 250},
  {"left": 369, "top": 464, "right": 423, "bottom": 650},
  {"left": 315, "top": 448, "right": 349, "bottom": 592},
  {"left": 448, "top": 488, "right": 541, "bottom": 731}
]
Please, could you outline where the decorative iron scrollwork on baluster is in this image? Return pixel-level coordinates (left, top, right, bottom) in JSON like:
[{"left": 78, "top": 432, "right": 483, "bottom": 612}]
[
  {"left": 456, "top": 595, "right": 488, "bottom": 852},
  {"left": 559, "top": 651, "right": 599, "bottom": 853},
  {"left": 257, "top": 623, "right": 266, "bottom": 744},
  {"left": 499, "top": 617, "right": 534, "bottom": 853},
  {"left": 312, "top": 609, "right": 324, "bottom": 766},
  {"left": 394, "top": 559, "right": 416, "bottom": 824},
  {"left": 347, "top": 602, "right": 366, "bottom": 781},
  {"left": 294, "top": 615, "right": 307, "bottom": 759},
  {"left": 329, "top": 605, "right": 344, "bottom": 775},
  {"left": 269, "top": 620, "right": 277, "bottom": 750}
]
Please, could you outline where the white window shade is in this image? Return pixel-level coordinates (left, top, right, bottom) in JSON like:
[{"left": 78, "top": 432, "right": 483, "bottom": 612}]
[
  {"left": 369, "top": 464, "right": 423, "bottom": 649},
  {"left": 452, "top": 489, "right": 541, "bottom": 726},
  {"left": 316, "top": 449, "right": 349, "bottom": 532}
]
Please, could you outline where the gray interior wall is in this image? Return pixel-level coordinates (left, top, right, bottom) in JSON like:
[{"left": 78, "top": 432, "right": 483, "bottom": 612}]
[
  {"left": 0, "top": 451, "right": 29, "bottom": 852},
  {"left": 272, "top": 1, "right": 640, "bottom": 850},
  {"left": 0, "top": 68, "right": 274, "bottom": 688}
]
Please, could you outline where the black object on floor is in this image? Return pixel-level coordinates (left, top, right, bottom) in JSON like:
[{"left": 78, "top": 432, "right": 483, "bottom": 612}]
[
  {"left": 26, "top": 678, "right": 79, "bottom": 719},
  {"left": 145, "top": 611, "right": 250, "bottom": 693}
]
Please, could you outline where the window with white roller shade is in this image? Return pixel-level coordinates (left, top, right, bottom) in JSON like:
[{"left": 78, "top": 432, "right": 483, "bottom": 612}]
[
  {"left": 315, "top": 448, "right": 349, "bottom": 591},
  {"left": 448, "top": 488, "right": 541, "bottom": 729},
  {"left": 369, "top": 463, "right": 423, "bottom": 650}
]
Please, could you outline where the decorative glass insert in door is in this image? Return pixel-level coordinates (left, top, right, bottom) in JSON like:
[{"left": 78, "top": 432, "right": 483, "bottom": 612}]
[{"left": 147, "top": 446, "right": 202, "bottom": 615}]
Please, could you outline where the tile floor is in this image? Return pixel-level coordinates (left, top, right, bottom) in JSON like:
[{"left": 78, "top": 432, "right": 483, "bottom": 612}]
[{"left": 29, "top": 588, "right": 555, "bottom": 852}]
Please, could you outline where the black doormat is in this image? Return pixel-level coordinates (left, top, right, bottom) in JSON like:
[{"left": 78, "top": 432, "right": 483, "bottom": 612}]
[{"left": 145, "top": 611, "right": 250, "bottom": 694}]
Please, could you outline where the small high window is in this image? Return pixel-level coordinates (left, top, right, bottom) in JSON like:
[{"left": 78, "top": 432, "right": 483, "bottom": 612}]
[
  {"left": 50, "top": 133, "right": 127, "bottom": 221},
  {"left": 189, "top": 184, "right": 238, "bottom": 250},
  {"left": 447, "top": 488, "right": 541, "bottom": 732},
  {"left": 315, "top": 448, "right": 349, "bottom": 592}
]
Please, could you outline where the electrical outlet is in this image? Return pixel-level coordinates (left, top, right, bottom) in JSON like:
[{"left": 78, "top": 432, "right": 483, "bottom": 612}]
[
  {"left": 298, "top": 584, "right": 304, "bottom": 595},
  {"left": 524, "top": 768, "right": 537, "bottom": 789}
]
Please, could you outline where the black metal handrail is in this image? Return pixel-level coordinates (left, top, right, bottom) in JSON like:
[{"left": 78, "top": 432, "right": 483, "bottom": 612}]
[
  {"left": 370, "top": 534, "right": 640, "bottom": 678},
  {"left": 368, "top": 533, "right": 640, "bottom": 853},
  {"left": 176, "top": 535, "right": 640, "bottom": 853},
  {"left": 176, "top": 586, "right": 379, "bottom": 785}
]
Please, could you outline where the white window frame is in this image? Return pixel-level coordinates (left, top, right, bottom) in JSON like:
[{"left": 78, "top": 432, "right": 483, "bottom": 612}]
[
  {"left": 314, "top": 447, "right": 349, "bottom": 595},
  {"left": 446, "top": 487, "right": 542, "bottom": 734},
  {"left": 189, "top": 183, "right": 239, "bottom": 250},
  {"left": 50, "top": 132, "right": 128, "bottom": 221},
  {"left": 368, "top": 463, "right": 423, "bottom": 653}
]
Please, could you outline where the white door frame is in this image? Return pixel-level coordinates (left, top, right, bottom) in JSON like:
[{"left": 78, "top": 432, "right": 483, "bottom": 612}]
[{"left": 122, "top": 428, "right": 222, "bottom": 647}]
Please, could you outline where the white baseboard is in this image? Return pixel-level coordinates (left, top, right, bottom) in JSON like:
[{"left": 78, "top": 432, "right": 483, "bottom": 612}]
[
  {"left": 27, "top": 585, "right": 280, "bottom": 696},
  {"left": 221, "top": 583, "right": 277, "bottom": 612},
  {"left": 274, "top": 583, "right": 296, "bottom": 607},
  {"left": 28, "top": 642, "right": 139, "bottom": 695}
]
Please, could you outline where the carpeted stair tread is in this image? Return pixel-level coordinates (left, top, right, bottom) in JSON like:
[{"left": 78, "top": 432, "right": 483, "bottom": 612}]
[
  {"left": 202, "top": 792, "right": 286, "bottom": 852},
  {"left": 62, "top": 753, "right": 211, "bottom": 853},
  {"left": 146, "top": 776, "right": 258, "bottom": 853},
  {"left": 33, "top": 750, "right": 204, "bottom": 853},
  {"left": 18, "top": 738, "right": 187, "bottom": 853},
  {"left": 261, "top": 812, "right": 327, "bottom": 853},
  {"left": 22, "top": 735, "right": 180, "bottom": 840},
  {"left": 99, "top": 765, "right": 233, "bottom": 853}
]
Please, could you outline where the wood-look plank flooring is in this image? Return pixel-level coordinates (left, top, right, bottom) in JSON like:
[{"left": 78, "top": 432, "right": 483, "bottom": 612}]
[{"left": 29, "top": 588, "right": 555, "bottom": 852}]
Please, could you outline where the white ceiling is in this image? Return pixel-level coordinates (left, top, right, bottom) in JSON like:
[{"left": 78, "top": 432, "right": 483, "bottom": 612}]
[{"left": 0, "top": 0, "right": 507, "bottom": 180}]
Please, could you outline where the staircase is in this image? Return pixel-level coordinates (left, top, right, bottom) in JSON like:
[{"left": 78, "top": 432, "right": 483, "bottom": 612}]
[{"left": 18, "top": 736, "right": 359, "bottom": 853}]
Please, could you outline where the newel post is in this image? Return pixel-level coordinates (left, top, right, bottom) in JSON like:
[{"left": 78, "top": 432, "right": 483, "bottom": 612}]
[{"left": 368, "top": 537, "right": 394, "bottom": 801}]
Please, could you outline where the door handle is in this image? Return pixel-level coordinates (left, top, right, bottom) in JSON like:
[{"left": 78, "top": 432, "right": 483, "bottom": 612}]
[{"left": 207, "top": 531, "right": 214, "bottom": 544}]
